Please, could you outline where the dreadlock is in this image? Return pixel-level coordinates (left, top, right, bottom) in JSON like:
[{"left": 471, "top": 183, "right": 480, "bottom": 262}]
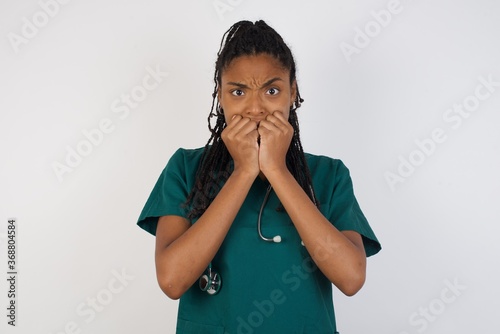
[{"left": 184, "top": 20, "right": 318, "bottom": 220}]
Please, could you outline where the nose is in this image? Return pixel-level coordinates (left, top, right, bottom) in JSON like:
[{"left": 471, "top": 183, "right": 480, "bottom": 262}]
[{"left": 245, "top": 92, "right": 265, "bottom": 117}]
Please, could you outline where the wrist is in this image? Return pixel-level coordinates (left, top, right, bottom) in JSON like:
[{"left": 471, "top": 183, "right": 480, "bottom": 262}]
[
  {"left": 231, "top": 166, "right": 259, "bottom": 181},
  {"left": 260, "top": 164, "right": 290, "bottom": 182}
]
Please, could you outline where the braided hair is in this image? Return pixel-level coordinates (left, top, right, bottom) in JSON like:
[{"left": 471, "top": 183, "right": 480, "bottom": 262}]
[{"left": 184, "top": 20, "right": 318, "bottom": 220}]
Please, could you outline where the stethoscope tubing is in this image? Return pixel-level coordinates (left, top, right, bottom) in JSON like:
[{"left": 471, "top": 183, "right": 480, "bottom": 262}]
[
  {"left": 201, "top": 182, "right": 317, "bottom": 294},
  {"left": 257, "top": 184, "right": 273, "bottom": 241}
]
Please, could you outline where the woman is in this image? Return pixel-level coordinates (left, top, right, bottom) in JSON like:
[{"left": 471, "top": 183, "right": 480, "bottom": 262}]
[{"left": 138, "top": 20, "right": 381, "bottom": 333}]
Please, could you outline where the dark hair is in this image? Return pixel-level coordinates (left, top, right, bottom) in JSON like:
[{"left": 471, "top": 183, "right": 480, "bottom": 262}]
[{"left": 184, "top": 20, "right": 318, "bottom": 220}]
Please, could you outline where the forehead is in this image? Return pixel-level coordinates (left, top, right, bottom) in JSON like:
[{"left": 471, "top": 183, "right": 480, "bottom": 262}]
[{"left": 221, "top": 54, "right": 290, "bottom": 83}]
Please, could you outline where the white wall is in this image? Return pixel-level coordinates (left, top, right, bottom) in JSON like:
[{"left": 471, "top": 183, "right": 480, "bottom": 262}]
[{"left": 1, "top": 0, "right": 499, "bottom": 333}]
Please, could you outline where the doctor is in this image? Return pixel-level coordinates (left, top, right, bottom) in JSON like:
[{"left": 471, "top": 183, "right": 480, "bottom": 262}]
[{"left": 138, "top": 20, "right": 381, "bottom": 333}]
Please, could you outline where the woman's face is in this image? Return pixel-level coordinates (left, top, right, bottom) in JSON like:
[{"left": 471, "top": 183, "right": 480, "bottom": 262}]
[{"left": 218, "top": 53, "right": 296, "bottom": 125}]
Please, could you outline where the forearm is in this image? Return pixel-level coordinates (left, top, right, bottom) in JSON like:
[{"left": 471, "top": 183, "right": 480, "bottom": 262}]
[
  {"left": 265, "top": 168, "right": 366, "bottom": 296},
  {"left": 156, "top": 169, "right": 256, "bottom": 299}
]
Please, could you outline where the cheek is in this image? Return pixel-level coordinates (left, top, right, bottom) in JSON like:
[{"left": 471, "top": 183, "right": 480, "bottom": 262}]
[
  {"left": 221, "top": 99, "right": 246, "bottom": 116},
  {"left": 277, "top": 96, "right": 292, "bottom": 114},
  {"left": 221, "top": 107, "right": 236, "bottom": 125},
  {"left": 284, "top": 111, "right": 291, "bottom": 121}
]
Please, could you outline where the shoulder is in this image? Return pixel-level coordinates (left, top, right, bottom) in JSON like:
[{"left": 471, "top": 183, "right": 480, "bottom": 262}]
[
  {"left": 166, "top": 147, "right": 205, "bottom": 167},
  {"left": 161, "top": 147, "right": 206, "bottom": 181},
  {"left": 170, "top": 147, "right": 205, "bottom": 160},
  {"left": 305, "top": 152, "right": 350, "bottom": 176},
  {"left": 304, "top": 152, "right": 354, "bottom": 194}
]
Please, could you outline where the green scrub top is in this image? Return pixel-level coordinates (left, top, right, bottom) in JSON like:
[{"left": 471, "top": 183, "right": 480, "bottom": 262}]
[{"left": 138, "top": 148, "right": 381, "bottom": 334}]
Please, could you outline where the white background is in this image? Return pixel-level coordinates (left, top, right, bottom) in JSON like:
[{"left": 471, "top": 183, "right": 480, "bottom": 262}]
[{"left": 1, "top": 0, "right": 499, "bottom": 333}]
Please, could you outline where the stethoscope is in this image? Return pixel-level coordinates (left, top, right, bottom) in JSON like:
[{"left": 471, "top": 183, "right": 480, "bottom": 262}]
[
  {"left": 199, "top": 184, "right": 313, "bottom": 295},
  {"left": 199, "top": 263, "right": 221, "bottom": 295},
  {"left": 257, "top": 184, "right": 282, "bottom": 243}
]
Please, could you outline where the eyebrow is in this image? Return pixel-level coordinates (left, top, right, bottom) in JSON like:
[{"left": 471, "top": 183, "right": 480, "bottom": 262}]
[{"left": 226, "top": 77, "right": 284, "bottom": 89}]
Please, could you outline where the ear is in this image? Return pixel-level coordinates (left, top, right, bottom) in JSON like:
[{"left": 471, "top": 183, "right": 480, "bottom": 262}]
[
  {"left": 290, "top": 80, "right": 297, "bottom": 108},
  {"left": 217, "top": 88, "right": 223, "bottom": 108}
]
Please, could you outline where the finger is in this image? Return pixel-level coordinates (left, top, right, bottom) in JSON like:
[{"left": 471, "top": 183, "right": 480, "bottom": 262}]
[
  {"left": 265, "top": 111, "right": 288, "bottom": 125},
  {"left": 226, "top": 116, "right": 253, "bottom": 134},
  {"left": 257, "top": 120, "right": 277, "bottom": 132},
  {"left": 237, "top": 118, "right": 259, "bottom": 136},
  {"left": 259, "top": 115, "right": 285, "bottom": 132},
  {"left": 225, "top": 115, "right": 244, "bottom": 129},
  {"left": 270, "top": 111, "right": 288, "bottom": 124},
  {"left": 225, "top": 120, "right": 259, "bottom": 146}
]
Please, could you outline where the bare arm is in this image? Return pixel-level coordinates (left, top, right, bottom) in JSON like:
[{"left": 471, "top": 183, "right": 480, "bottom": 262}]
[
  {"left": 155, "top": 115, "right": 260, "bottom": 300},
  {"left": 264, "top": 169, "right": 366, "bottom": 296},
  {"left": 259, "top": 111, "right": 367, "bottom": 296},
  {"left": 155, "top": 169, "right": 256, "bottom": 299}
]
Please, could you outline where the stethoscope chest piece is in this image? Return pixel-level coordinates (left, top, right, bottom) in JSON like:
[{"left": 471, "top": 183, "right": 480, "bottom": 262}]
[{"left": 199, "top": 266, "right": 221, "bottom": 295}]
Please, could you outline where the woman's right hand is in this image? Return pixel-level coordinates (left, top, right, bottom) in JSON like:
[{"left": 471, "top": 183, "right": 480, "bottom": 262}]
[
  {"left": 156, "top": 130, "right": 260, "bottom": 299},
  {"left": 221, "top": 115, "right": 260, "bottom": 178}
]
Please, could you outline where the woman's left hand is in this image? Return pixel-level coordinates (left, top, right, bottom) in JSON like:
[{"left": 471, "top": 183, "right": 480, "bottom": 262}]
[{"left": 257, "top": 111, "right": 293, "bottom": 177}]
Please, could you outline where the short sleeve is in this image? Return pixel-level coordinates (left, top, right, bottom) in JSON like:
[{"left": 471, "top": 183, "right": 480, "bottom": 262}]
[
  {"left": 137, "top": 148, "right": 198, "bottom": 236},
  {"left": 324, "top": 160, "right": 381, "bottom": 257}
]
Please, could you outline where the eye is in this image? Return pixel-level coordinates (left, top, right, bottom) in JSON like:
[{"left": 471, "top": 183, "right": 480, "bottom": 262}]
[
  {"left": 266, "top": 87, "right": 280, "bottom": 96},
  {"left": 231, "top": 89, "right": 244, "bottom": 96}
]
